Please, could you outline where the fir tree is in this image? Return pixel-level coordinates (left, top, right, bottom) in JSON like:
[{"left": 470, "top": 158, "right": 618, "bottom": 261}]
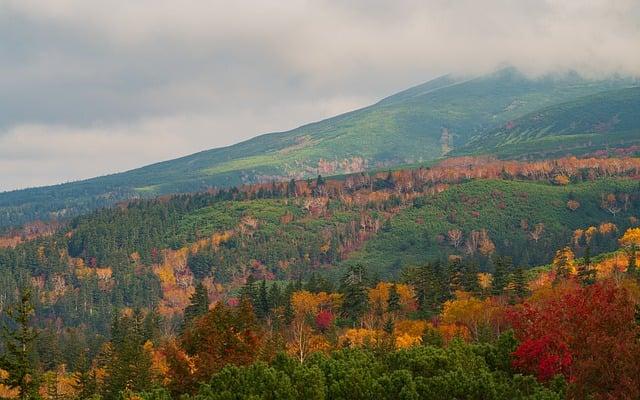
[
  {"left": 387, "top": 284, "right": 401, "bottom": 314},
  {"left": 577, "top": 246, "right": 596, "bottom": 286},
  {"left": 627, "top": 245, "right": 638, "bottom": 279},
  {"left": 491, "top": 256, "right": 511, "bottom": 296},
  {"left": 340, "top": 265, "right": 369, "bottom": 326},
  {"left": 184, "top": 282, "right": 210, "bottom": 328},
  {"left": 462, "top": 262, "right": 481, "bottom": 294},
  {"left": 512, "top": 267, "right": 529, "bottom": 298},
  {"left": 256, "top": 280, "right": 270, "bottom": 319},
  {"left": 0, "top": 287, "right": 39, "bottom": 400}
]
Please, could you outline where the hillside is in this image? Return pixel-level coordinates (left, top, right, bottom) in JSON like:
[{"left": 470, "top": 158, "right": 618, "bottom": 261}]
[
  {"left": 458, "top": 86, "right": 640, "bottom": 158},
  {"left": 2, "top": 156, "right": 640, "bottom": 399},
  {"left": 1, "top": 68, "right": 636, "bottom": 228},
  {"left": 345, "top": 178, "right": 640, "bottom": 278}
]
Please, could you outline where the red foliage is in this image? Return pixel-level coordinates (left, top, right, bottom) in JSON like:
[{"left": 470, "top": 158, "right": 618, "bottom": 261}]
[
  {"left": 315, "top": 309, "right": 334, "bottom": 332},
  {"left": 509, "top": 280, "right": 640, "bottom": 399},
  {"left": 512, "top": 336, "right": 572, "bottom": 381}
]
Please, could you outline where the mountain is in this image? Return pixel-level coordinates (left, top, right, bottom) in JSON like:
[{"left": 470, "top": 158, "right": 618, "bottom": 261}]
[
  {"left": 0, "top": 68, "right": 636, "bottom": 228},
  {"left": 458, "top": 86, "right": 640, "bottom": 158}
]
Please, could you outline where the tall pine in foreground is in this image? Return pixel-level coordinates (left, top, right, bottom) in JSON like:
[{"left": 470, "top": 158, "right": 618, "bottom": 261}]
[
  {"left": 340, "top": 265, "right": 369, "bottom": 326},
  {"left": 0, "top": 287, "right": 39, "bottom": 400}
]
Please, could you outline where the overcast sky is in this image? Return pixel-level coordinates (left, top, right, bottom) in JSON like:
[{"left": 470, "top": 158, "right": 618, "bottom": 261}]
[{"left": 1, "top": 0, "right": 639, "bottom": 191}]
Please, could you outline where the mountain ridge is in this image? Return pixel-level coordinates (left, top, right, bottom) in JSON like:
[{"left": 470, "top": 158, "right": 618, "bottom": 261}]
[{"left": 1, "top": 68, "right": 637, "bottom": 227}]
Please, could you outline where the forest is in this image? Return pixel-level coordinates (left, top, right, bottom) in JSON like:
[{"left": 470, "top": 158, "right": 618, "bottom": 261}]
[{"left": 2, "top": 155, "right": 640, "bottom": 399}]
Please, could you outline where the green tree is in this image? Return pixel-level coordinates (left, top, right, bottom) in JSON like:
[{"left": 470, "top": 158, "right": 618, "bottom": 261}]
[
  {"left": 183, "top": 282, "right": 210, "bottom": 328},
  {"left": 512, "top": 267, "right": 529, "bottom": 298},
  {"left": 340, "top": 265, "right": 369, "bottom": 326},
  {"left": 577, "top": 246, "right": 596, "bottom": 286},
  {"left": 387, "top": 285, "right": 401, "bottom": 314},
  {"left": 491, "top": 256, "right": 511, "bottom": 296},
  {"left": 0, "top": 287, "right": 39, "bottom": 400}
]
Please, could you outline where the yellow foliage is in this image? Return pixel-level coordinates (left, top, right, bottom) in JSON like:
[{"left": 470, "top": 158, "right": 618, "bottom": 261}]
[
  {"left": 553, "top": 175, "right": 570, "bottom": 185},
  {"left": 441, "top": 291, "right": 505, "bottom": 340},
  {"left": 620, "top": 228, "right": 640, "bottom": 247},
  {"left": 394, "top": 319, "right": 428, "bottom": 338},
  {"left": 0, "top": 368, "right": 19, "bottom": 399},
  {"left": 437, "top": 323, "right": 470, "bottom": 342},
  {"left": 478, "top": 273, "right": 492, "bottom": 290},
  {"left": 552, "top": 247, "right": 577, "bottom": 275},
  {"left": 395, "top": 333, "right": 422, "bottom": 349},
  {"left": 367, "top": 282, "right": 416, "bottom": 314},
  {"left": 339, "top": 328, "right": 380, "bottom": 348}
]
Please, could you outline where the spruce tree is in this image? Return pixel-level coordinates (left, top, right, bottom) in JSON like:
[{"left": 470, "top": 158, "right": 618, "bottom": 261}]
[
  {"left": 491, "top": 256, "right": 511, "bottom": 296},
  {"left": 577, "top": 246, "right": 596, "bottom": 286},
  {"left": 0, "top": 287, "right": 39, "bottom": 400},
  {"left": 340, "top": 265, "right": 369, "bottom": 326},
  {"left": 512, "top": 267, "right": 528, "bottom": 298},
  {"left": 387, "top": 284, "right": 401, "bottom": 314},
  {"left": 462, "top": 262, "right": 481, "bottom": 294},
  {"left": 257, "top": 280, "right": 270, "bottom": 319},
  {"left": 184, "top": 282, "right": 209, "bottom": 328}
]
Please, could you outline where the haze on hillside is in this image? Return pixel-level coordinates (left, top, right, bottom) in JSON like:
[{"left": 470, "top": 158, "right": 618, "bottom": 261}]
[{"left": 1, "top": 0, "right": 640, "bottom": 191}]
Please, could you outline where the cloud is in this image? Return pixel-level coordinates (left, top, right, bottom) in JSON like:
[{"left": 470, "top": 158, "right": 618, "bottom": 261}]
[{"left": 1, "top": 0, "right": 639, "bottom": 190}]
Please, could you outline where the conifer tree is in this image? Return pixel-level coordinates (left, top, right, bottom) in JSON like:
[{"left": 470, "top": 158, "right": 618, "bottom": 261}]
[
  {"left": 512, "top": 267, "right": 529, "bottom": 298},
  {"left": 340, "top": 265, "right": 369, "bottom": 326},
  {"left": 0, "top": 287, "right": 39, "bottom": 400},
  {"left": 577, "top": 246, "right": 596, "bottom": 286},
  {"left": 387, "top": 284, "right": 401, "bottom": 314},
  {"left": 257, "top": 280, "right": 270, "bottom": 319},
  {"left": 462, "top": 262, "right": 481, "bottom": 294},
  {"left": 491, "top": 256, "right": 511, "bottom": 296},
  {"left": 184, "top": 282, "right": 209, "bottom": 328}
]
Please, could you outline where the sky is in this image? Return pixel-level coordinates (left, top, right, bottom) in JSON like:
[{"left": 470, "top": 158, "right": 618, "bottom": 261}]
[{"left": 1, "top": 0, "right": 639, "bottom": 191}]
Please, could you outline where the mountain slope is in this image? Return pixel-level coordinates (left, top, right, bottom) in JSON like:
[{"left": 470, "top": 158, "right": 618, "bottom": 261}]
[
  {"left": 1, "top": 68, "right": 636, "bottom": 227},
  {"left": 458, "top": 86, "right": 640, "bottom": 158}
]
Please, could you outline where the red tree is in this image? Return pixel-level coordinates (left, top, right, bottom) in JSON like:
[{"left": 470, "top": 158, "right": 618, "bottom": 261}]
[
  {"left": 509, "top": 280, "right": 640, "bottom": 399},
  {"left": 315, "top": 309, "right": 334, "bottom": 332}
]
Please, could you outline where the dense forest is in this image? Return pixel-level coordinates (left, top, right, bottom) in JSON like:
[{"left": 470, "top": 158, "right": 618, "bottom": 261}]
[{"left": 2, "top": 155, "right": 640, "bottom": 399}]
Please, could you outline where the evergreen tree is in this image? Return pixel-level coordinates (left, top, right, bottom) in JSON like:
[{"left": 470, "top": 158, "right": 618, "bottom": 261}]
[
  {"left": 512, "top": 266, "right": 529, "bottom": 298},
  {"left": 491, "top": 256, "right": 511, "bottom": 296},
  {"left": 387, "top": 284, "right": 401, "bottom": 314},
  {"left": 577, "top": 246, "right": 596, "bottom": 286},
  {"left": 183, "top": 282, "right": 210, "bottom": 328},
  {"left": 340, "top": 265, "right": 369, "bottom": 326},
  {"left": 0, "top": 287, "right": 39, "bottom": 400},
  {"left": 462, "top": 261, "right": 481, "bottom": 294},
  {"left": 103, "top": 311, "right": 153, "bottom": 400},
  {"left": 256, "top": 280, "right": 270, "bottom": 319}
]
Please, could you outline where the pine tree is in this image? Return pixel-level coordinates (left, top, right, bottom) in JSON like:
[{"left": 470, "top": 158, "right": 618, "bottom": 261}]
[
  {"left": 184, "top": 282, "right": 209, "bottom": 328},
  {"left": 0, "top": 287, "right": 39, "bottom": 400},
  {"left": 491, "top": 256, "right": 511, "bottom": 296},
  {"left": 577, "top": 247, "right": 596, "bottom": 286},
  {"left": 340, "top": 265, "right": 369, "bottom": 326},
  {"left": 256, "top": 280, "right": 270, "bottom": 319},
  {"left": 462, "top": 262, "right": 481, "bottom": 294},
  {"left": 103, "top": 311, "right": 153, "bottom": 400},
  {"left": 387, "top": 284, "right": 401, "bottom": 314},
  {"left": 512, "top": 267, "right": 528, "bottom": 298}
]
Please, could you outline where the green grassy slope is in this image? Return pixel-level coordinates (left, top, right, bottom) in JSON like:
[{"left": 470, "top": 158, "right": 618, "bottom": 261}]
[
  {"left": 1, "top": 68, "right": 636, "bottom": 227},
  {"left": 344, "top": 178, "right": 640, "bottom": 278},
  {"left": 458, "top": 86, "right": 640, "bottom": 158}
]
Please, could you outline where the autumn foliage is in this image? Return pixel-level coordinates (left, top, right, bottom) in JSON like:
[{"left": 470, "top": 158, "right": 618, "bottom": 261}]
[{"left": 509, "top": 280, "right": 640, "bottom": 399}]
